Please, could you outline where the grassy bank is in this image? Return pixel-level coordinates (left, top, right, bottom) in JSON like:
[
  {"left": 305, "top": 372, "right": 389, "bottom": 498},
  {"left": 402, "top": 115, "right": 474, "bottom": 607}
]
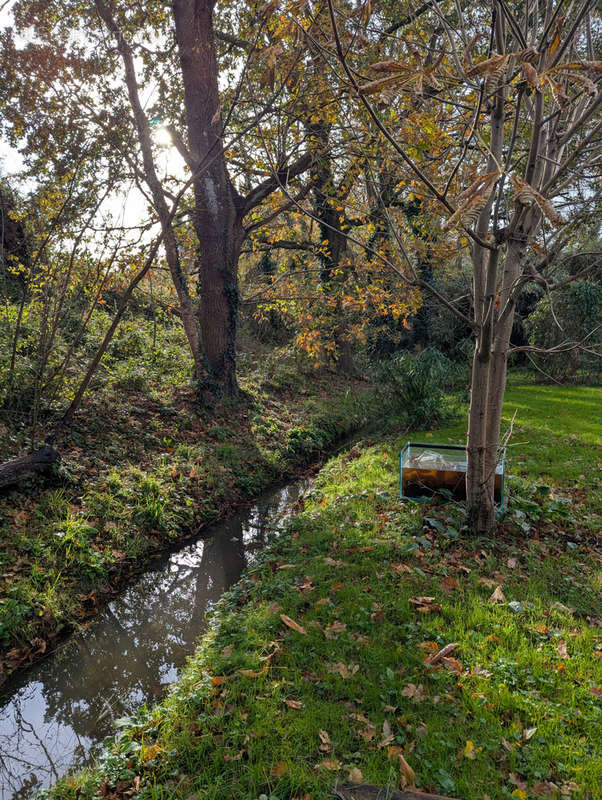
[
  {"left": 0, "top": 344, "right": 400, "bottom": 686},
  {"left": 48, "top": 383, "right": 601, "bottom": 800}
]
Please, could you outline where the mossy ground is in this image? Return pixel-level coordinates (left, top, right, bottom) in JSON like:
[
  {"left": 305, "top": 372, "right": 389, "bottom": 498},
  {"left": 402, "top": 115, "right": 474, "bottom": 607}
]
[
  {"left": 0, "top": 341, "right": 393, "bottom": 684},
  {"left": 47, "top": 383, "right": 601, "bottom": 800}
]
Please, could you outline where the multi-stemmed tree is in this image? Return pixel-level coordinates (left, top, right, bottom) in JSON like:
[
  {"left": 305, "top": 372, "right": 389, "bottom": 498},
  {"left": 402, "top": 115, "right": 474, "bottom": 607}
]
[{"left": 317, "top": 0, "right": 601, "bottom": 533}]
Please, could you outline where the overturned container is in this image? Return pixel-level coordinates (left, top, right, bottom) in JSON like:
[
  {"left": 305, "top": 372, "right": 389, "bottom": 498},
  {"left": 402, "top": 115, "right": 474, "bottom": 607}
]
[{"left": 399, "top": 442, "right": 506, "bottom": 505}]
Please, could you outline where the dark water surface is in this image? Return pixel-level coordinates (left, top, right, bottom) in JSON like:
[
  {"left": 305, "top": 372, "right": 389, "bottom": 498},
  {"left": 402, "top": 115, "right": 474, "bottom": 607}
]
[{"left": 0, "top": 481, "right": 308, "bottom": 799}]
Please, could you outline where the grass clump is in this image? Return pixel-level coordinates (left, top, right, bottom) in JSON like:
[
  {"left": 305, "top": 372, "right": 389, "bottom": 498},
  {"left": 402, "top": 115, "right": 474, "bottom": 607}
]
[{"left": 46, "top": 383, "right": 601, "bottom": 800}]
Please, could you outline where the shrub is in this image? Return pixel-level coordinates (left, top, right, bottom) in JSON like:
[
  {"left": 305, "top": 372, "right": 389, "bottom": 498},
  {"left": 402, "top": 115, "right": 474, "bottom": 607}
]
[
  {"left": 376, "top": 348, "right": 465, "bottom": 427},
  {"left": 525, "top": 281, "right": 602, "bottom": 382}
]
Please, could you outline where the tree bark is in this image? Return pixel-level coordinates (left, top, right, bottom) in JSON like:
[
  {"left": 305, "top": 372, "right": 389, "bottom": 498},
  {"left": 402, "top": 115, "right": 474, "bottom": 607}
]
[
  {"left": 172, "top": 0, "right": 244, "bottom": 397},
  {"left": 335, "top": 784, "right": 458, "bottom": 800},
  {"left": 94, "top": 0, "right": 208, "bottom": 388},
  {"left": 465, "top": 2, "right": 505, "bottom": 536},
  {"left": 307, "top": 119, "right": 355, "bottom": 372},
  {"left": 0, "top": 446, "right": 61, "bottom": 490}
]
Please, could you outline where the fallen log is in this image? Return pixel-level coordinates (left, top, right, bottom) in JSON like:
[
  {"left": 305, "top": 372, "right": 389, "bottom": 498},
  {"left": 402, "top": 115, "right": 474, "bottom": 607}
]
[
  {"left": 335, "top": 784, "right": 458, "bottom": 800},
  {"left": 0, "top": 445, "right": 61, "bottom": 490}
]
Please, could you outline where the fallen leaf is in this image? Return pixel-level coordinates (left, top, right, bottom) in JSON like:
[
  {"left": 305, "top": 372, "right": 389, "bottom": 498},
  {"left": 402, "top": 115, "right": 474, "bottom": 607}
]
[
  {"left": 388, "top": 749, "right": 415, "bottom": 787},
  {"left": 238, "top": 665, "right": 268, "bottom": 678},
  {"left": 510, "top": 773, "right": 528, "bottom": 790},
  {"left": 532, "top": 781, "right": 559, "bottom": 796},
  {"left": 550, "top": 601, "right": 575, "bottom": 613},
  {"left": 489, "top": 585, "right": 506, "bottom": 603},
  {"left": 441, "top": 576, "right": 460, "bottom": 592},
  {"left": 210, "top": 675, "right": 227, "bottom": 687},
  {"left": 523, "top": 726, "right": 537, "bottom": 741},
  {"left": 324, "top": 620, "right": 347, "bottom": 639},
  {"left": 271, "top": 762, "right": 289, "bottom": 778},
  {"left": 316, "top": 758, "right": 341, "bottom": 771},
  {"left": 401, "top": 683, "right": 425, "bottom": 702},
  {"left": 327, "top": 662, "right": 359, "bottom": 679},
  {"left": 589, "top": 686, "right": 602, "bottom": 697},
  {"left": 425, "top": 641, "right": 459, "bottom": 665},
  {"left": 409, "top": 596, "right": 442, "bottom": 613},
  {"left": 284, "top": 699, "right": 303, "bottom": 709},
  {"left": 324, "top": 556, "right": 343, "bottom": 567},
  {"left": 259, "top": 641, "right": 281, "bottom": 663},
  {"left": 462, "top": 740, "right": 481, "bottom": 759},
  {"left": 347, "top": 767, "right": 364, "bottom": 782},
  {"left": 441, "top": 656, "right": 463, "bottom": 674},
  {"left": 280, "top": 614, "right": 307, "bottom": 635},
  {"left": 318, "top": 729, "right": 331, "bottom": 752},
  {"left": 557, "top": 640, "right": 569, "bottom": 659},
  {"left": 139, "top": 744, "right": 162, "bottom": 762},
  {"left": 358, "top": 725, "right": 376, "bottom": 741},
  {"left": 221, "top": 644, "right": 234, "bottom": 658}
]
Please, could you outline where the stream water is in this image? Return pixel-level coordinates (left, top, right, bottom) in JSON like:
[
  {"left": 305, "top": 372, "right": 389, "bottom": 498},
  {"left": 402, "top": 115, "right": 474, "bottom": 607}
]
[{"left": 0, "top": 480, "right": 308, "bottom": 800}]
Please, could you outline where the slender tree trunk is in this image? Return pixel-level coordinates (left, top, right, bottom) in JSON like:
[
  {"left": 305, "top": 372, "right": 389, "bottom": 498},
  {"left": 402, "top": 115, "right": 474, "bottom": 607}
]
[
  {"left": 94, "top": 0, "right": 207, "bottom": 389},
  {"left": 465, "top": 2, "right": 507, "bottom": 536},
  {"left": 172, "top": 0, "right": 243, "bottom": 397},
  {"left": 307, "top": 120, "right": 355, "bottom": 373}
]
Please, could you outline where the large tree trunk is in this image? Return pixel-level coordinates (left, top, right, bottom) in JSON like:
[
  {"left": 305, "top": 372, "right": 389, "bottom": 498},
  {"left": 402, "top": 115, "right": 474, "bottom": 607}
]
[{"left": 172, "top": 0, "right": 243, "bottom": 397}]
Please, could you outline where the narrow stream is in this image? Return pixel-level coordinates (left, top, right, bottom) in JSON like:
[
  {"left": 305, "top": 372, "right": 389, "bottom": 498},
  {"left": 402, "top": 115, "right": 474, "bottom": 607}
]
[{"left": 0, "top": 480, "right": 308, "bottom": 800}]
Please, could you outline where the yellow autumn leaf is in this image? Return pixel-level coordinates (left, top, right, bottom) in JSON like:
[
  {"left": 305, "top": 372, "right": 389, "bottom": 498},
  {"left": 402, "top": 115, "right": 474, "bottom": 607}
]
[
  {"left": 139, "top": 744, "right": 162, "bottom": 762},
  {"left": 463, "top": 740, "right": 477, "bottom": 759}
]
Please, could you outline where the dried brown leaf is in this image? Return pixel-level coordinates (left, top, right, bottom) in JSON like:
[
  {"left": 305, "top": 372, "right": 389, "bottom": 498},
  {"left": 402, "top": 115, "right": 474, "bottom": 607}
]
[
  {"left": 425, "top": 641, "right": 459, "bottom": 665},
  {"left": 316, "top": 758, "right": 341, "bottom": 771},
  {"left": 280, "top": 614, "right": 307, "bottom": 635},
  {"left": 347, "top": 767, "right": 364, "bottom": 782},
  {"left": 489, "top": 585, "right": 506, "bottom": 603}
]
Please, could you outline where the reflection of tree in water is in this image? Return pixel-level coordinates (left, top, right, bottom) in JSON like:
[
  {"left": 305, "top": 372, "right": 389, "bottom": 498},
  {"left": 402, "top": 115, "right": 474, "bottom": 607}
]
[{"left": 0, "top": 482, "right": 305, "bottom": 800}]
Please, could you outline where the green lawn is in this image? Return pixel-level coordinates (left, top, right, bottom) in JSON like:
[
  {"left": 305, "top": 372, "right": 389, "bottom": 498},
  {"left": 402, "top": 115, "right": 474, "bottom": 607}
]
[{"left": 46, "top": 383, "right": 602, "bottom": 800}]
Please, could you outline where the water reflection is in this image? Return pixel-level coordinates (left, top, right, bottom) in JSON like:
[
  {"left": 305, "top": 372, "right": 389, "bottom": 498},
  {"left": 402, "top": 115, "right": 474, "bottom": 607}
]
[{"left": 0, "top": 481, "right": 307, "bottom": 799}]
